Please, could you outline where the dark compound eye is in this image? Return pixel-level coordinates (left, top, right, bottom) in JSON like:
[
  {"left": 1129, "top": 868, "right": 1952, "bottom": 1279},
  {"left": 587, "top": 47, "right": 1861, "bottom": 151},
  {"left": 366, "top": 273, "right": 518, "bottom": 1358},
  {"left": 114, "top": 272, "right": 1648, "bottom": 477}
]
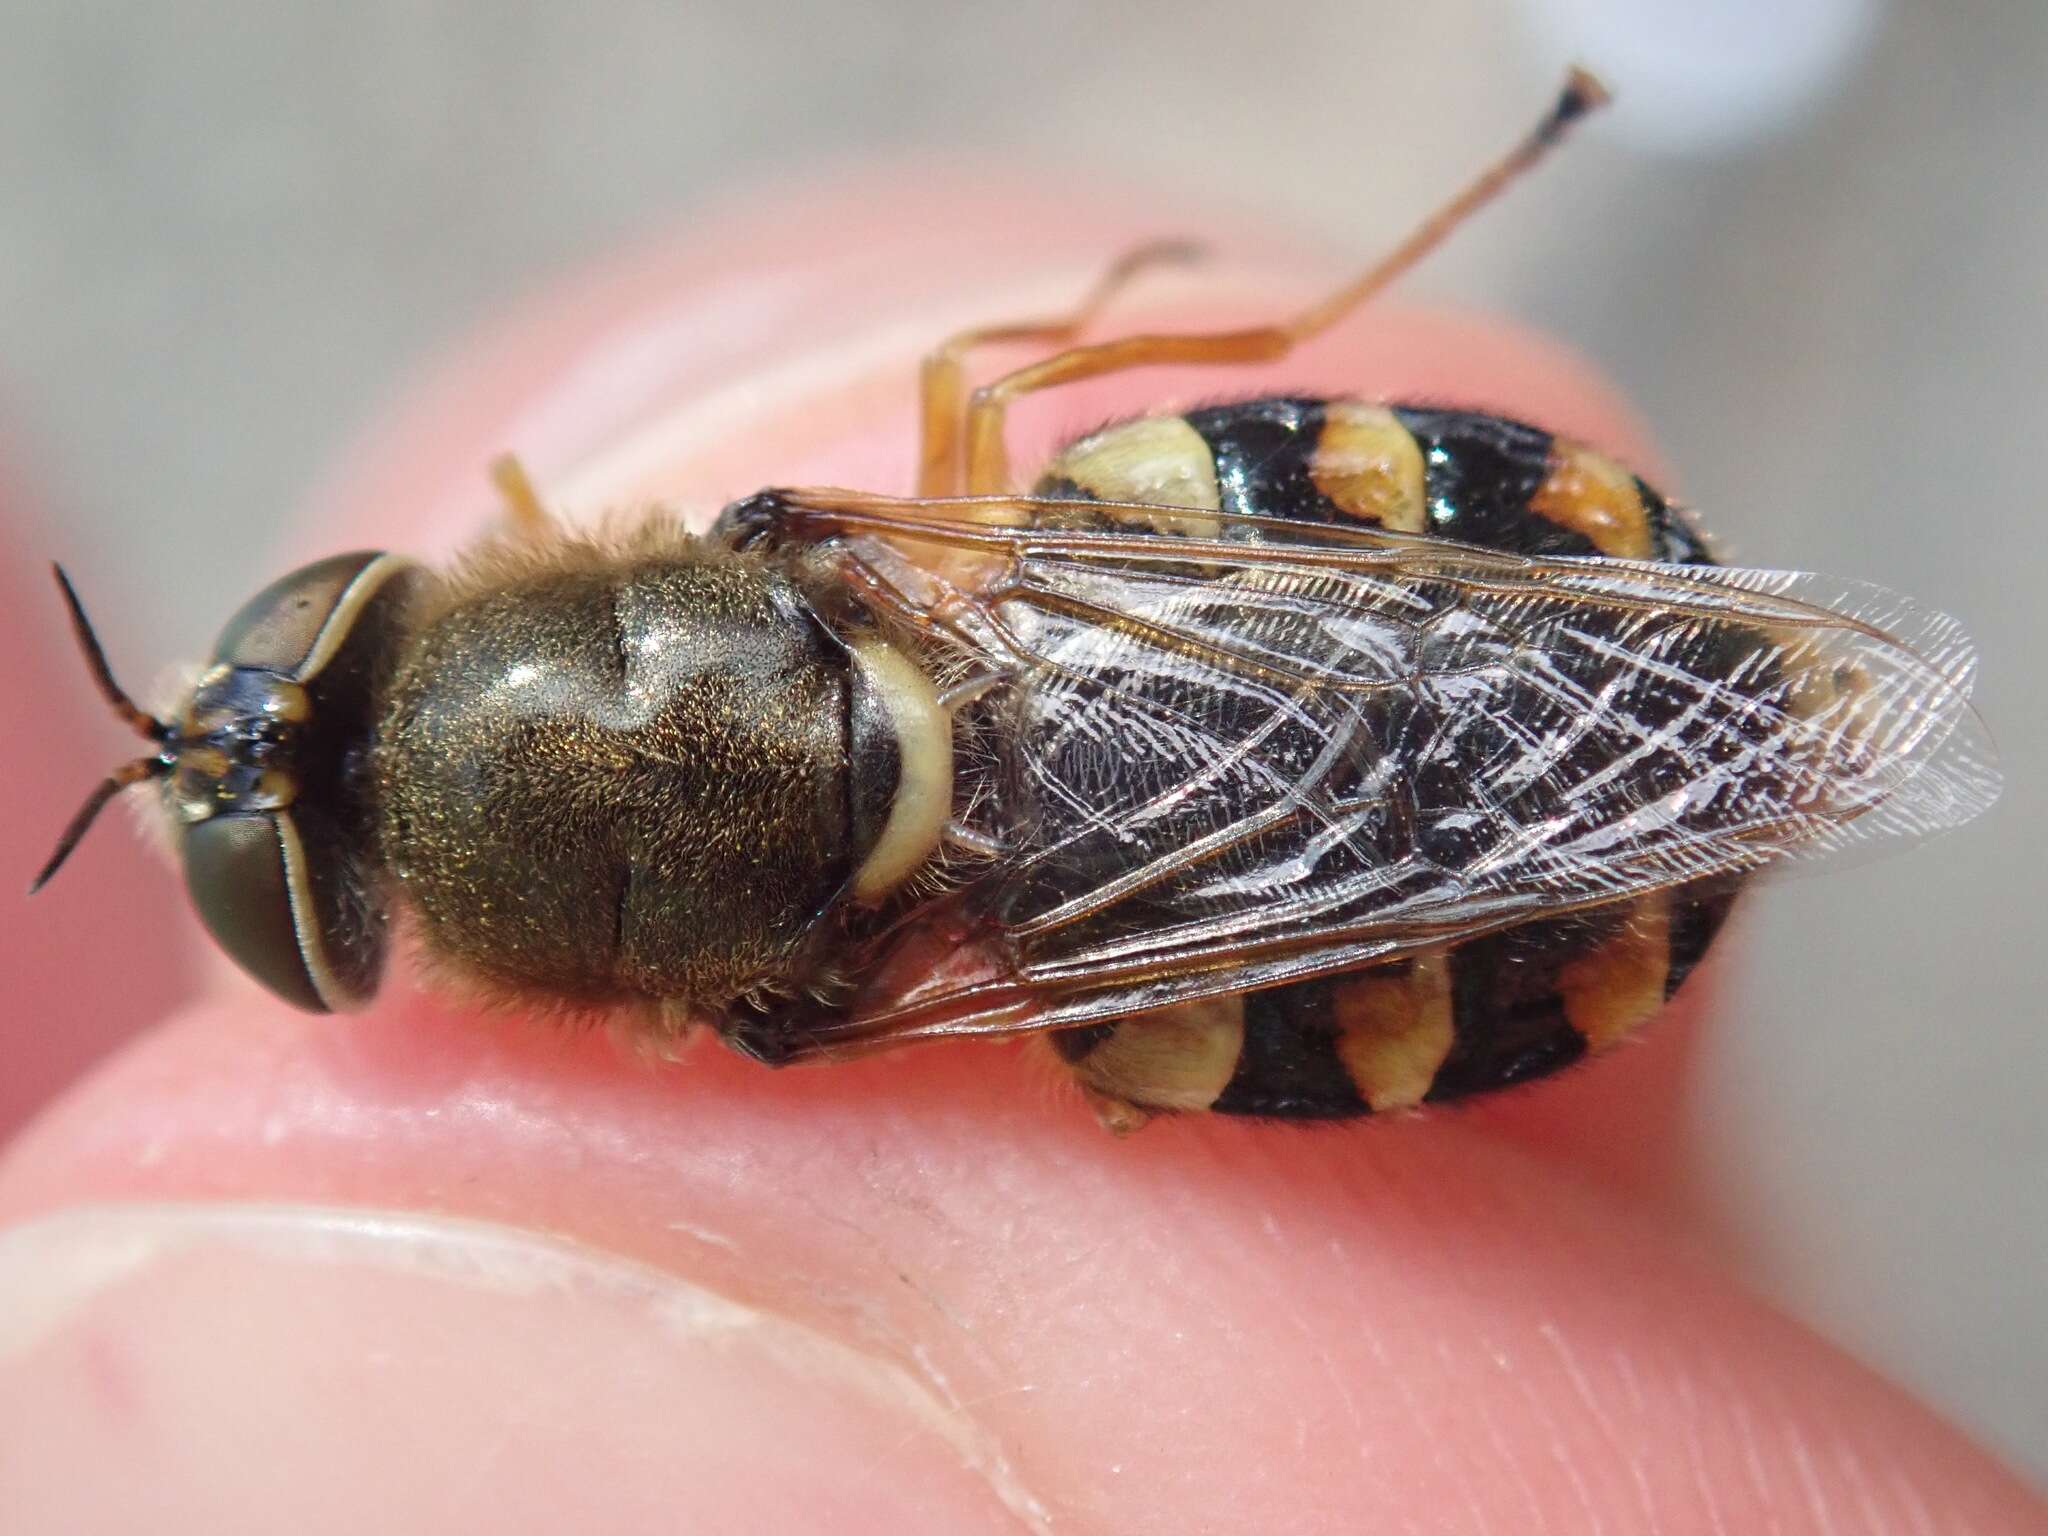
[
  {"left": 183, "top": 812, "right": 345, "bottom": 1012},
  {"left": 173, "top": 551, "right": 420, "bottom": 1013}
]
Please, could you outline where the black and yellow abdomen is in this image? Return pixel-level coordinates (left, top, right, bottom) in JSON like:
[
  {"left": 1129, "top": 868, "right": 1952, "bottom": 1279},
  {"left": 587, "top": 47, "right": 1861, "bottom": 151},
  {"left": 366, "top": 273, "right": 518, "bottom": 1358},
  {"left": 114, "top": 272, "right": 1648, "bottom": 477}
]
[
  {"left": 1033, "top": 396, "right": 1735, "bottom": 1120},
  {"left": 1038, "top": 394, "right": 1709, "bottom": 561}
]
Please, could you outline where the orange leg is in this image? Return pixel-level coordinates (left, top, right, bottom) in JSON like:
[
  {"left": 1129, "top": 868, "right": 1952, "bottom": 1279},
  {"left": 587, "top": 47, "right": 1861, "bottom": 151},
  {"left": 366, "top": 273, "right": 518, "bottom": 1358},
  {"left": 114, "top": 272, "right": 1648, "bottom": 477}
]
[
  {"left": 917, "top": 238, "right": 1203, "bottom": 496},
  {"left": 962, "top": 68, "right": 1610, "bottom": 494},
  {"left": 488, "top": 452, "right": 556, "bottom": 541}
]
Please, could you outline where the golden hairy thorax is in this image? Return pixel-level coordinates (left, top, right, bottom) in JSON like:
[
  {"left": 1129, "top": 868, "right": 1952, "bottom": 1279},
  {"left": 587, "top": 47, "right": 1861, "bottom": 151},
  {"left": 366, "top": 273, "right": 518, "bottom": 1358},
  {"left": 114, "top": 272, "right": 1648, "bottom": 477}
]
[{"left": 372, "top": 526, "right": 854, "bottom": 1012}]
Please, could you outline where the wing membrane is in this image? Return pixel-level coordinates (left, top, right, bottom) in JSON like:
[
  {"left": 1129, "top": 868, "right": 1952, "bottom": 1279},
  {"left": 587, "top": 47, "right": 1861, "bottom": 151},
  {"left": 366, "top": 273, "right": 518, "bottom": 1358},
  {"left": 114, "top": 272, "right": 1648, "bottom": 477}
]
[{"left": 746, "top": 491, "right": 1998, "bottom": 1053}]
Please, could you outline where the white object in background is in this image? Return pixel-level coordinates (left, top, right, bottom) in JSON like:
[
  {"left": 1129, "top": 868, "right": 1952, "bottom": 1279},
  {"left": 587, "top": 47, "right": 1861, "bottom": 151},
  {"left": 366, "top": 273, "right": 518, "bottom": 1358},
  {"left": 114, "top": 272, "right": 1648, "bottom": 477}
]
[{"left": 1522, "top": 0, "right": 1883, "bottom": 155}]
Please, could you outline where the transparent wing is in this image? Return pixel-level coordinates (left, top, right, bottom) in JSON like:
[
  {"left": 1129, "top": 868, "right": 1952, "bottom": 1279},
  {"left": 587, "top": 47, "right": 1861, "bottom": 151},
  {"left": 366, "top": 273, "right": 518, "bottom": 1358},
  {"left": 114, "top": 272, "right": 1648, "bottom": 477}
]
[{"left": 736, "top": 491, "right": 2000, "bottom": 1053}]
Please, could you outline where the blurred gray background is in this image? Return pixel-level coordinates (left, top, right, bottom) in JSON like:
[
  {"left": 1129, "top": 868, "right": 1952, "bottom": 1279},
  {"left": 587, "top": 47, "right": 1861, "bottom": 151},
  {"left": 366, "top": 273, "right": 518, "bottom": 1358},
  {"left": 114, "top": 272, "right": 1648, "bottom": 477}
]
[{"left": 1, "top": 0, "right": 2041, "bottom": 1483}]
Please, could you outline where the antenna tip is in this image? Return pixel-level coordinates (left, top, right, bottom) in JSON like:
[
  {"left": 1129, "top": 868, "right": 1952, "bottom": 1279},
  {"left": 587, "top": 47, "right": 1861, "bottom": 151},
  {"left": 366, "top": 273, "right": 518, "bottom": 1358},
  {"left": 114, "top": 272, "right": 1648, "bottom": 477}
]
[
  {"left": 1535, "top": 66, "right": 1613, "bottom": 147},
  {"left": 1560, "top": 66, "right": 1612, "bottom": 120},
  {"left": 28, "top": 840, "right": 72, "bottom": 895}
]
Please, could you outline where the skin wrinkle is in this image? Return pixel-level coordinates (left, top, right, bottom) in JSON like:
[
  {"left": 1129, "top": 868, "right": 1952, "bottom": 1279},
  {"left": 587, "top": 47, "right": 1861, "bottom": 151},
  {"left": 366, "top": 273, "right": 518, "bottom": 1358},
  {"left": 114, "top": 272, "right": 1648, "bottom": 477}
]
[
  {"left": 1671, "top": 1369, "right": 1735, "bottom": 1536},
  {"left": 1783, "top": 1413, "right": 1844, "bottom": 1534},
  {"left": 1891, "top": 1466, "right": 1941, "bottom": 1536},
  {"left": 1522, "top": 1326, "right": 1610, "bottom": 1533},
  {"left": 1265, "top": 1254, "right": 1353, "bottom": 1463},
  {"left": 1453, "top": 1333, "right": 1552, "bottom": 1533},
  {"left": 1537, "top": 1408, "right": 1607, "bottom": 1536},
  {"left": 1834, "top": 1436, "right": 1897, "bottom": 1536},
  {"left": 783, "top": 1185, "right": 995, "bottom": 1382},
  {"left": 1359, "top": 1312, "right": 1482, "bottom": 1532},
  {"left": 1581, "top": 1334, "right": 1663, "bottom": 1530},
  {"left": 1286, "top": 1242, "right": 1375, "bottom": 1495},
  {"left": 1622, "top": 1361, "right": 1670, "bottom": 1531},
  {"left": 1722, "top": 1381, "right": 1788, "bottom": 1533}
]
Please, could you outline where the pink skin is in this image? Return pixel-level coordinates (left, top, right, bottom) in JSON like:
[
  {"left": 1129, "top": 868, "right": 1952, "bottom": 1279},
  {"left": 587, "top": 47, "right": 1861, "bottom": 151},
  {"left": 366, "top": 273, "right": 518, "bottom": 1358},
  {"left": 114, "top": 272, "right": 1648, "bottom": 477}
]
[
  {"left": 0, "top": 442, "right": 191, "bottom": 1139},
  {"left": 0, "top": 173, "right": 2039, "bottom": 1532}
]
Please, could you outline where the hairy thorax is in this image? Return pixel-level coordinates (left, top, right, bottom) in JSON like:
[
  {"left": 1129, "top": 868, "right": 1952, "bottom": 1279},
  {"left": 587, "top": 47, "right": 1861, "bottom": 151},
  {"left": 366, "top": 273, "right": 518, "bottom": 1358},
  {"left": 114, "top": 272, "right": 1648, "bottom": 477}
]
[{"left": 372, "top": 536, "right": 851, "bottom": 1010}]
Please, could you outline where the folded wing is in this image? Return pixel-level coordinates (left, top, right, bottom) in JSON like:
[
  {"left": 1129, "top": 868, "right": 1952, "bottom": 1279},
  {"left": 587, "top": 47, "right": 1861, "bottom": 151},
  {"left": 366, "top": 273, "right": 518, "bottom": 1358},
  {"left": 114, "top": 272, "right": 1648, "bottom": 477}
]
[{"left": 746, "top": 492, "right": 1999, "bottom": 1049}]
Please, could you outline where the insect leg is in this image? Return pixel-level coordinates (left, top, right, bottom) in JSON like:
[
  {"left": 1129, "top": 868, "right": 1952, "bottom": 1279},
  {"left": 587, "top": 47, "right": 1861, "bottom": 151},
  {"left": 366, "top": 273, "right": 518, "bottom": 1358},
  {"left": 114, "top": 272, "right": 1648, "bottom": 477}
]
[
  {"left": 488, "top": 453, "right": 556, "bottom": 541},
  {"left": 962, "top": 68, "right": 1609, "bottom": 494},
  {"left": 918, "top": 239, "right": 1203, "bottom": 497}
]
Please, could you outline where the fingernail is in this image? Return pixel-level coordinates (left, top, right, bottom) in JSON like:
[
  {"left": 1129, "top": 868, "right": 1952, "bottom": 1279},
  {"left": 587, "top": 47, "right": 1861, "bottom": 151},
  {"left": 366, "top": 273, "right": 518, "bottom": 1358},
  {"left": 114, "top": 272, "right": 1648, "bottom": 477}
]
[{"left": 0, "top": 1204, "right": 1044, "bottom": 1534}]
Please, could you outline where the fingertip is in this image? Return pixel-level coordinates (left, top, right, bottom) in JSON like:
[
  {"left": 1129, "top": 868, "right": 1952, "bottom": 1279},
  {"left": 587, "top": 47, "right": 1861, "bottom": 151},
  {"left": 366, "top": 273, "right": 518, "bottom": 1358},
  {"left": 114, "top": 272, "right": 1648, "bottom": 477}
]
[
  {"left": 0, "top": 1203, "right": 1032, "bottom": 1534},
  {"left": 7, "top": 996, "right": 2040, "bottom": 1533}
]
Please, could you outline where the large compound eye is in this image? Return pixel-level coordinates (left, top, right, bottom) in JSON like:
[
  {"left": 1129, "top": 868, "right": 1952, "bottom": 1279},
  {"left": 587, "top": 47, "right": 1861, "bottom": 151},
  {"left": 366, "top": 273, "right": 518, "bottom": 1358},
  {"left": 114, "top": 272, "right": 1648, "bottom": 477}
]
[
  {"left": 177, "top": 551, "right": 418, "bottom": 1013},
  {"left": 184, "top": 812, "right": 355, "bottom": 1012}
]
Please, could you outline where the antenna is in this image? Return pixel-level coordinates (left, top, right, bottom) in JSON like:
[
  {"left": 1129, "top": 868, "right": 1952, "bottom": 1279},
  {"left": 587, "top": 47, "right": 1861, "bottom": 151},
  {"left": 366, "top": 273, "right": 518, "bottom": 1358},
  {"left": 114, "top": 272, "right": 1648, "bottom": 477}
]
[{"left": 30, "top": 566, "right": 174, "bottom": 893}]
